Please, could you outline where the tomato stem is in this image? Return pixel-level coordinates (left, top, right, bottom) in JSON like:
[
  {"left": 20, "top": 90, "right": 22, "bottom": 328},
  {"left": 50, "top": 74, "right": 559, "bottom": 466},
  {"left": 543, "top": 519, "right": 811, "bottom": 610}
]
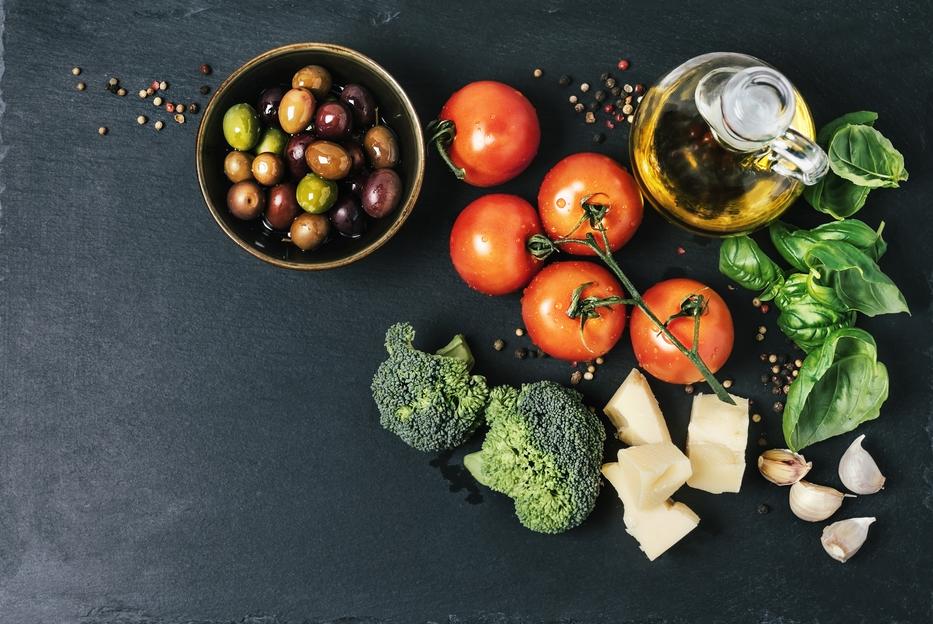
[
  {"left": 526, "top": 231, "right": 735, "bottom": 405},
  {"left": 426, "top": 119, "right": 466, "bottom": 181}
]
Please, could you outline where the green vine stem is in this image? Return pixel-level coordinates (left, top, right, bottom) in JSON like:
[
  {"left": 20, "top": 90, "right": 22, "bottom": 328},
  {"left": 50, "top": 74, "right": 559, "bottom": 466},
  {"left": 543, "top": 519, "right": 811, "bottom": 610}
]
[
  {"left": 426, "top": 119, "right": 466, "bottom": 180},
  {"left": 528, "top": 227, "right": 735, "bottom": 405}
]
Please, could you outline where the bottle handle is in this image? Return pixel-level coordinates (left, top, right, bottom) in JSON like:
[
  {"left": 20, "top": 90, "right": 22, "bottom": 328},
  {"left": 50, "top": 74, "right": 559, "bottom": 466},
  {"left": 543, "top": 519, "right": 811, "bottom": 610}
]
[{"left": 769, "top": 128, "right": 829, "bottom": 186}]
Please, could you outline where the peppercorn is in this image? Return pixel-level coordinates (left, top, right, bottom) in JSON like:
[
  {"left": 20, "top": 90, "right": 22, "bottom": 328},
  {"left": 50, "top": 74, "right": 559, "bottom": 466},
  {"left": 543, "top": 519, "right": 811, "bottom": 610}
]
[
  {"left": 514, "top": 347, "right": 528, "bottom": 360},
  {"left": 136, "top": 115, "right": 147, "bottom": 125},
  {"left": 558, "top": 75, "right": 572, "bottom": 87},
  {"left": 176, "top": 103, "right": 186, "bottom": 113},
  {"left": 199, "top": 85, "right": 211, "bottom": 95},
  {"left": 580, "top": 82, "right": 590, "bottom": 93},
  {"left": 757, "top": 436, "right": 768, "bottom": 447},
  {"left": 108, "top": 77, "right": 118, "bottom": 87},
  {"left": 586, "top": 101, "right": 598, "bottom": 111},
  {"left": 150, "top": 80, "right": 160, "bottom": 91},
  {"left": 159, "top": 80, "right": 168, "bottom": 90},
  {"left": 634, "top": 83, "right": 645, "bottom": 95},
  {"left": 146, "top": 87, "right": 155, "bottom": 96},
  {"left": 493, "top": 338, "right": 505, "bottom": 351},
  {"left": 117, "top": 88, "right": 126, "bottom": 96},
  {"left": 756, "top": 503, "right": 770, "bottom": 515},
  {"left": 584, "top": 111, "right": 596, "bottom": 124},
  {"left": 98, "top": 126, "right": 107, "bottom": 136},
  {"left": 622, "top": 104, "right": 634, "bottom": 115},
  {"left": 602, "top": 103, "right": 614, "bottom": 114},
  {"left": 623, "top": 83, "right": 634, "bottom": 94},
  {"left": 569, "top": 95, "right": 578, "bottom": 104},
  {"left": 532, "top": 68, "right": 543, "bottom": 78},
  {"left": 515, "top": 328, "right": 525, "bottom": 337},
  {"left": 200, "top": 63, "right": 213, "bottom": 75},
  {"left": 752, "top": 413, "right": 762, "bottom": 423},
  {"left": 573, "top": 103, "right": 585, "bottom": 113},
  {"left": 138, "top": 89, "right": 148, "bottom": 98},
  {"left": 605, "top": 119, "right": 615, "bottom": 130},
  {"left": 595, "top": 357, "right": 604, "bottom": 365},
  {"left": 794, "top": 358, "right": 803, "bottom": 368},
  {"left": 592, "top": 133, "right": 605, "bottom": 144},
  {"left": 626, "top": 115, "right": 634, "bottom": 124},
  {"left": 723, "top": 379, "right": 733, "bottom": 389},
  {"left": 153, "top": 96, "right": 164, "bottom": 106},
  {"left": 605, "top": 77, "right": 617, "bottom": 88},
  {"left": 174, "top": 113, "right": 185, "bottom": 124},
  {"left": 768, "top": 354, "right": 778, "bottom": 364},
  {"left": 154, "top": 120, "right": 164, "bottom": 131},
  {"left": 165, "top": 102, "right": 175, "bottom": 113},
  {"left": 570, "top": 370, "right": 583, "bottom": 385},
  {"left": 586, "top": 365, "right": 596, "bottom": 374},
  {"left": 75, "top": 82, "right": 86, "bottom": 91},
  {"left": 610, "top": 86, "right": 622, "bottom": 96},
  {"left": 188, "top": 103, "right": 199, "bottom": 114},
  {"left": 761, "top": 304, "right": 770, "bottom": 313},
  {"left": 684, "top": 384, "right": 694, "bottom": 394},
  {"left": 624, "top": 95, "right": 634, "bottom": 104},
  {"left": 614, "top": 112, "right": 625, "bottom": 123},
  {"left": 617, "top": 59, "right": 630, "bottom": 71},
  {"left": 583, "top": 371, "right": 594, "bottom": 381},
  {"left": 771, "top": 365, "right": 780, "bottom": 374},
  {"left": 600, "top": 72, "right": 611, "bottom": 82},
  {"left": 755, "top": 334, "right": 765, "bottom": 342},
  {"left": 752, "top": 297, "right": 762, "bottom": 307},
  {"left": 594, "top": 90, "right": 606, "bottom": 103},
  {"left": 71, "top": 66, "right": 81, "bottom": 76}
]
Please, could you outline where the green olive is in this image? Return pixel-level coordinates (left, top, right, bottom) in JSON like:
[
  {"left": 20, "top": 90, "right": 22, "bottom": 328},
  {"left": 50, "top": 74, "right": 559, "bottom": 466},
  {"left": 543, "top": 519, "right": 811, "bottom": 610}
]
[
  {"left": 279, "top": 88, "right": 316, "bottom": 134},
  {"left": 224, "top": 150, "right": 254, "bottom": 183},
  {"left": 254, "top": 127, "right": 288, "bottom": 155},
  {"left": 223, "top": 103, "right": 260, "bottom": 150},
  {"left": 296, "top": 173, "right": 337, "bottom": 214}
]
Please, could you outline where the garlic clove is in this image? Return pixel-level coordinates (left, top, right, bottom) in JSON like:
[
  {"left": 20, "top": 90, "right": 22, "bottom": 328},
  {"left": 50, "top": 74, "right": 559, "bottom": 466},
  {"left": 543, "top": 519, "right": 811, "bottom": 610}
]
[
  {"left": 838, "top": 434, "right": 885, "bottom": 495},
  {"left": 758, "top": 448, "right": 812, "bottom": 486},
  {"left": 821, "top": 517, "right": 876, "bottom": 562},
  {"left": 789, "top": 480, "right": 851, "bottom": 522}
]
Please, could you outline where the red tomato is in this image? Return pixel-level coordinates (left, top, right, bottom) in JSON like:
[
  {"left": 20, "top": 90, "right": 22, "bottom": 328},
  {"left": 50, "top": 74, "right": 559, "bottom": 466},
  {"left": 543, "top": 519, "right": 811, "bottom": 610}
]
[
  {"left": 433, "top": 81, "right": 540, "bottom": 187},
  {"left": 538, "top": 153, "right": 643, "bottom": 256},
  {"left": 522, "top": 261, "right": 627, "bottom": 361},
  {"left": 630, "top": 278, "right": 734, "bottom": 384},
  {"left": 450, "top": 194, "right": 544, "bottom": 295}
]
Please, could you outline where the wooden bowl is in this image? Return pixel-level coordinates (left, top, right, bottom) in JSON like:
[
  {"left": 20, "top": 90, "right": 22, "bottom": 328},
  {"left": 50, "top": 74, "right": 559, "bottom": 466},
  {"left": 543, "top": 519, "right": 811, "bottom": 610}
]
[{"left": 196, "top": 43, "right": 424, "bottom": 270}]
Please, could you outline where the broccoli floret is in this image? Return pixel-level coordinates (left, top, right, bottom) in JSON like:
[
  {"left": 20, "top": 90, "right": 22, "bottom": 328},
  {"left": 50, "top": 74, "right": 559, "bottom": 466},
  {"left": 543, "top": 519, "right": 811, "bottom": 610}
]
[
  {"left": 372, "top": 322, "right": 489, "bottom": 452},
  {"left": 463, "top": 381, "right": 606, "bottom": 534}
]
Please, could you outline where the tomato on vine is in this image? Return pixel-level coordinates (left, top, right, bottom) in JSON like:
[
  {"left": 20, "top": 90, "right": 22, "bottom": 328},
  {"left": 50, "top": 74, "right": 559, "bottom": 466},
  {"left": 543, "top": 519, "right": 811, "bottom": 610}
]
[
  {"left": 537, "top": 153, "right": 643, "bottom": 256},
  {"left": 429, "top": 81, "right": 540, "bottom": 187},
  {"left": 521, "top": 261, "right": 628, "bottom": 362},
  {"left": 450, "top": 194, "right": 544, "bottom": 295},
  {"left": 630, "top": 278, "right": 734, "bottom": 384}
]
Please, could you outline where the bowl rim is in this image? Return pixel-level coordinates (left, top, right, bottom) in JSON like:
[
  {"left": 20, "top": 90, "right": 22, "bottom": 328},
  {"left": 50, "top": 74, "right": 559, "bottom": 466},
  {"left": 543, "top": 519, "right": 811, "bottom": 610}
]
[{"left": 195, "top": 42, "right": 425, "bottom": 271}]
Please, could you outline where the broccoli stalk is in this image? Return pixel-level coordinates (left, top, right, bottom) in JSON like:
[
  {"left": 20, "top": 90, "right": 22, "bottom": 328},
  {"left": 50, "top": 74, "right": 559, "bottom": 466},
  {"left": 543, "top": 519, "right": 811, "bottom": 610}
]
[
  {"left": 464, "top": 382, "right": 606, "bottom": 534},
  {"left": 372, "top": 323, "right": 489, "bottom": 452}
]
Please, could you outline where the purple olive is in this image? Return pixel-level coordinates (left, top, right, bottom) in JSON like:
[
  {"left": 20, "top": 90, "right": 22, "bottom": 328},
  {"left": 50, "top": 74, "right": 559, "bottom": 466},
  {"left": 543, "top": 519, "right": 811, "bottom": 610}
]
[
  {"left": 361, "top": 168, "right": 402, "bottom": 218},
  {"left": 343, "top": 171, "right": 369, "bottom": 197},
  {"left": 339, "top": 83, "right": 377, "bottom": 127},
  {"left": 315, "top": 101, "right": 353, "bottom": 140},
  {"left": 284, "top": 131, "right": 315, "bottom": 180},
  {"left": 344, "top": 141, "right": 366, "bottom": 172},
  {"left": 328, "top": 194, "right": 367, "bottom": 238},
  {"left": 265, "top": 183, "right": 300, "bottom": 230},
  {"left": 257, "top": 86, "right": 287, "bottom": 126}
]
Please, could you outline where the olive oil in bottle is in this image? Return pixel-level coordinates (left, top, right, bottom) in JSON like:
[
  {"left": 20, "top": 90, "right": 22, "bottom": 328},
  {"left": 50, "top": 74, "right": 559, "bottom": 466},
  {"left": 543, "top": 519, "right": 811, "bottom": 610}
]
[{"left": 630, "top": 53, "right": 826, "bottom": 236}]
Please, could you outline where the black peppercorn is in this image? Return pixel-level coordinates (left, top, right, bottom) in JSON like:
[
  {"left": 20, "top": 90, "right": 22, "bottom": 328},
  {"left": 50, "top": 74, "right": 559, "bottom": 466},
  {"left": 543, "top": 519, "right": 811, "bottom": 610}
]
[
  {"left": 199, "top": 85, "right": 211, "bottom": 95},
  {"left": 558, "top": 75, "right": 572, "bottom": 87},
  {"left": 514, "top": 348, "right": 528, "bottom": 360},
  {"left": 757, "top": 503, "right": 770, "bottom": 515},
  {"left": 594, "top": 90, "right": 606, "bottom": 103}
]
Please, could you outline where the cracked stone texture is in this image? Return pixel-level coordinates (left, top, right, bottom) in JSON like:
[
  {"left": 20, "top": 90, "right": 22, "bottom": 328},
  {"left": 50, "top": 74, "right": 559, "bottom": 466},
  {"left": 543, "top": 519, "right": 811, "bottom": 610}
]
[{"left": 0, "top": 1, "right": 932, "bottom": 623}]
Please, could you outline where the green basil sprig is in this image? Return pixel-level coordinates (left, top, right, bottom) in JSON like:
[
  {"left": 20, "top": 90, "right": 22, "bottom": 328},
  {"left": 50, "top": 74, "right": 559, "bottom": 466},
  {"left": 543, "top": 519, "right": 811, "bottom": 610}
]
[
  {"left": 774, "top": 274, "right": 855, "bottom": 352},
  {"left": 803, "top": 111, "right": 907, "bottom": 219},
  {"left": 829, "top": 124, "right": 909, "bottom": 189},
  {"left": 718, "top": 236, "right": 784, "bottom": 300},
  {"left": 783, "top": 328, "right": 888, "bottom": 451},
  {"left": 804, "top": 241, "right": 909, "bottom": 317},
  {"left": 769, "top": 219, "right": 887, "bottom": 272}
]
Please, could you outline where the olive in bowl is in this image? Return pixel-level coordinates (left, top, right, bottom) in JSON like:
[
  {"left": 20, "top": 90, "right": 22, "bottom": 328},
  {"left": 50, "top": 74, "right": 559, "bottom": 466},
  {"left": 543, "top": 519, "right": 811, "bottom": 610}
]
[{"left": 196, "top": 43, "right": 424, "bottom": 270}]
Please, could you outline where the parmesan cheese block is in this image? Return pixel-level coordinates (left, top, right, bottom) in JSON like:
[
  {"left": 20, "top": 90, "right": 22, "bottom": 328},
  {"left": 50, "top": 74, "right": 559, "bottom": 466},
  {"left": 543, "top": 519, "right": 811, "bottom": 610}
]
[
  {"left": 603, "top": 368, "right": 671, "bottom": 446},
  {"left": 686, "top": 393, "right": 749, "bottom": 494},
  {"left": 601, "top": 462, "right": 700, "bottom": 561},
  {"left": 616, "top": 442, "right": 692, "bottom": 508}
]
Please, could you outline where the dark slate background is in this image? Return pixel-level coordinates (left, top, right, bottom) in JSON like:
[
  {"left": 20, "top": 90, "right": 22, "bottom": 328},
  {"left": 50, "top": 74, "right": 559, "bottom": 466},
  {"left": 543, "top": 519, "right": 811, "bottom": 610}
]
[{"left": 1, "top": 1, "right": 931, "bottom": 622}]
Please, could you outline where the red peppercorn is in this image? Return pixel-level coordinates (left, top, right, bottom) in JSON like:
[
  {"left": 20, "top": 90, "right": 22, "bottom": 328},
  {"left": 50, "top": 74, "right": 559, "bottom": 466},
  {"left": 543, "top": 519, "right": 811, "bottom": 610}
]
[
  {"left": 603, "top": 103, "right": 614, "bottom": 114},
  {"left": 614, "top": 112, "right": 625, "bottom": 122},
  {"left": 634, "top": 83, "right": 645, "bottom": 95},
  {"left": 199, "top": 63, "right": 212, "bottom": 75},
  {"left": 761, "top": 304, "right": 770, "bottom": 313},
  {"left": 677, "top": 246, "right": 686, "bottom": 256},
  {"left": 617, "top": 59, "right": 630, "bottom": 71},
  {"left": 605, "top": 120, "right": 615, "bottom": 129},
  {"left": 165, "top": 102, "right": 175, "bottom": 113},
  {"left": 150, "top": 80, "right": 160, "bottom": 91}
]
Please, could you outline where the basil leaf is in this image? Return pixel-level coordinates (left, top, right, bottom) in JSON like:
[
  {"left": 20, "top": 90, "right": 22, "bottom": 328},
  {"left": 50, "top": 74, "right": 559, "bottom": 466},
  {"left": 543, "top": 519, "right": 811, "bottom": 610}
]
[
  {"left": 829, "top": 124, "right": 909, "bottom": 189},
  {"left": 774, "top": 274, "right": 856, "bottom": 352},
  {"left": 770, "top": 219, "right": 886, "bottom": 272},
  {"left": 816, "top": 111, "right": 878, "bottom": 147},
  {"left": 783, "top": 328, "right": 888, "bottom": 451},
  {"left": 804, "top": 241, "right": 908, "bottom": 317},
  {"left": 718, "top": 236, "right": 783, "bottom": 300},
  {"left": 802, "top": 171, "right": 871, "bottom": 220}
]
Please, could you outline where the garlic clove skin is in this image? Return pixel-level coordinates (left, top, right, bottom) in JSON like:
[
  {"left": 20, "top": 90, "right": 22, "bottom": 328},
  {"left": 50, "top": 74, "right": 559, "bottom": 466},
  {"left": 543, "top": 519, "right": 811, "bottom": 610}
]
[
  {"left": 821, "top": 517, "right": 876, "bottom": 562},
  {"left": 789, "top": 480, "right": 851, "bottom": 522},
  {"left": 838, "top": 434, "right": 885, "bottom": 495},
  {"left": 758, "top": 448, "right": 812, "bottom": 486}
]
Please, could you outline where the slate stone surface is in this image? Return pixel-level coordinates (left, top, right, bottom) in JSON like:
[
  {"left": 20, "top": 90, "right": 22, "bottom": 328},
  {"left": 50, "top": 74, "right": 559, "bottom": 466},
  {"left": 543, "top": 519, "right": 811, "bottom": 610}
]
[{"left": 1, "top": 1, "right": 931, "bottom": 622}]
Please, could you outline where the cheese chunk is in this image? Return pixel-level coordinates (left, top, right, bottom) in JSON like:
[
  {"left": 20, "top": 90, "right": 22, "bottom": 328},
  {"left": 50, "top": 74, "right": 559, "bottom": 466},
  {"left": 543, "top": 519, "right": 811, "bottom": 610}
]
[
  {"left": 602, "top": 462, "right": 699, "bottom": 561},
  {"left": 616, "top": 442, "right": 692, "bottom": 508},
  {"left": 622, "top": 499, "right": 700, "bottom": 562},
  {"left": 603, "top": 368, "right": 671, "bottom": 446},
  {"left": 686, "top": 393, "right": 749, "bottom": 494}
]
